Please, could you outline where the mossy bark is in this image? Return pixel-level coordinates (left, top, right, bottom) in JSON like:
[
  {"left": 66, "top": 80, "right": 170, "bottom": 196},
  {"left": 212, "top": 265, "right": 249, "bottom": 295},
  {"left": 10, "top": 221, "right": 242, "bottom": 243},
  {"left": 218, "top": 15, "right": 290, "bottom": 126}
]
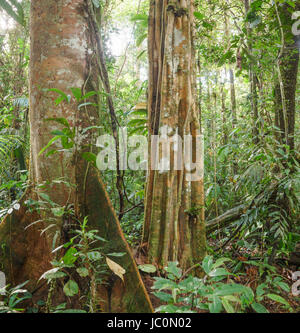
[
  {"left": 143, "top": 0, "right": 206, "bottom": 272},
  {"left": 0, "top": 0, "right": 152, "bottom": 313},
  {"left": 274, "top": 3, "right": 299, "bottom": 151},
  {"left": 244, "top": 0, "right": 260, "bottom": 145}
]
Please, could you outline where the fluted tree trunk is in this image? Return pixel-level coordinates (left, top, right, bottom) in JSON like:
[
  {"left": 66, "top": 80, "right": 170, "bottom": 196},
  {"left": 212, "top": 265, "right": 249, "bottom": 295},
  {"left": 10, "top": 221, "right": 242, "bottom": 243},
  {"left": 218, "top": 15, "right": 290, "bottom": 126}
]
[
  {"left": 143, "top": 0, "right": 206, "bottom": 272},
  {"left": 224, "top": 7, "right": 238, "bottom": 174},
  {"left": 0, "top": 0, "right": 152, "bottom": 313},
  {"left": 224, "top": 6, "right": 237, "bottom": 128},
  {"left": 244, "top": 0, "right": 260, "bottom": 145},
  {"left": 229, "top": 69, "right": 237, "bottom": 127},
  {"left": 274, "top": 2, "right": 299, "bottom": 152}
]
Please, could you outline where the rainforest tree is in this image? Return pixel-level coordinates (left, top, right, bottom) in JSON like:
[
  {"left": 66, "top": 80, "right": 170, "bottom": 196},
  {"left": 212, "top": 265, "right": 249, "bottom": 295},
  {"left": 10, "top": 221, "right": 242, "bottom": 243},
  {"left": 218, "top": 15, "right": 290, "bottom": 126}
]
[
  {"left": 143, "top": 0, "right": 206, "bottom": 271},
  {"left": 0, "top": 0, "right": 152, "bottom": 313},
  {"left": 0, "top": 0, "right": 299, "bottom": 315}
]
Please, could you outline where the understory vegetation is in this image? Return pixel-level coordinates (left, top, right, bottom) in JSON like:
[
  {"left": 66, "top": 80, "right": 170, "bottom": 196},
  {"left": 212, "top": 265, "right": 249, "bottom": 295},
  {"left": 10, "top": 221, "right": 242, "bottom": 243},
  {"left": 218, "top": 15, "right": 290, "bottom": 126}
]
[{"left": 0, "top": 0, "right": 299, "bottom": 314}]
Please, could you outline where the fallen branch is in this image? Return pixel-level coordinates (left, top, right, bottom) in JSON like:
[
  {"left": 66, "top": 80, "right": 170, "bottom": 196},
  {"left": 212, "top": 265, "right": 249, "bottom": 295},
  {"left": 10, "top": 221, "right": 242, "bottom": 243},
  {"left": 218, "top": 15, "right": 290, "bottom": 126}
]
[
  {"left": 206, "top": 204, "right": 247, "bottom": 235},
  {"left": 206, "top": 183, "right": 278, "bottom": 235}
]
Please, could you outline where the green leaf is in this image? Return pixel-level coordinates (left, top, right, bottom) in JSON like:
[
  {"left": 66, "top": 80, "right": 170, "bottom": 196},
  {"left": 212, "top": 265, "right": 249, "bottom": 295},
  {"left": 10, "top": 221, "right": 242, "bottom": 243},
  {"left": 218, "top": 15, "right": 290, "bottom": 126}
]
[
  {"left": 152, "top": 291, "right": 173, "bottom": 303},
  {"left": 46, "top": 88, "right": 69, "bottom": 104},
  {"left": 197, "top": 303, "right": 209, "bottom": 311},
  {"left": 276, "top": 281, "right": 290, "bottom": 293},
  {"left": 82, "top": 152, "right": 97, "bottom": 164},
  {"left": 136, "top": 33, "right": 147, "bottom": 47},
  {"left": 212, "top": 257, "right": 232, "bottom": 269},
  {"left": 256, "top": 283, "right": 267, "bottom": 297},
  {"left": 209, "top": 296, "right": 222, "bottom": 313},
  {"left": 130, "top": 14, "right": 148, "bottom": 23},
  {"left": 60, "top": 136, "right": 73, "bottom": 149},
  {"left": 82, "top": 91, "right": 98, "bottom": 99},
  {"left": 221, "top": 298, "right": 235, "bottom": 313},
  {"left": 137, "top": 50, "right": 146, "bottom": 60},
  {"left": 128, "top": 118, "right": 147, "bottom": 127},
  {"left": 93, "top": 235, "right": 108, "bottom": 242},
  {"left": 194, "top": 12, "right": 205, "bottom": 20},
  {"left": 106, "top": 252, "right": 126, "bottom": 257},
  {"left": 59, "top": 309, "right": 87, "bottom": 313},
  {"left": 202, "top": 255, "right": 214, "bottom": 275},
  {"left": 63, "top": 280, "right": 79, "bottom": 297},
  {"left": 38, "top": 136, "right": 61, "bottom": 156},
  {"left": 250, "top": 17, "right": 261, "bottom": 29},
  {"left": 241, "top": 286, "right": 255, "bottom": 303},
  {"left": 87, "top": 251, "right": 102, "bottom": 261},
  {"left": 54, "top": 303, "right": 66, "bottom": 310},
  {"left": 70, "top": 87, "right": 82, "bottom": 101},
  {"left": 62, "top": 247, "right": 78, "bottom": 265},
  {"left": 39, "top": 192, "right": 55, "bottom": 205},
  {"left": 165, "top": 262, "right": 182, "bottom": 279},
  {"left": 152, "top": 277, "right": 178, "bottom": 291},
  {"left": 202, "top": 21, "right": 214, "bottom": 30},
  {"left": 214, "top": 283, "right": 247, "bottom": 296},
  {"left": 222, "top": 295, "right": 241, "bottom": 304},
  {"left": 155, "top": 304, "right": 179, "bottom": 313},
  {"left": 39, "top": 268, "right": 66, "bottom": 281},
  {"left": 251, "top": 302, "right": 269, "bottom": 313},
  {"left": 54, "top": 95, "right": 66, "bottom": 105},
  {"left": 129, "top": 109, "right": 147, "bottom": 117},
  {"left": 266, "top": 294, "right": 290, "bottom": 307},
  {"left": 208, "top": 268, "right": 231, "bottom": 277},
  {"left": 51, "top": 207, "right": 65, "bottom": 217},
  {"left": 92, "top": 0, "right": 100, "bottom": 8},
  {"left": 128, "top": 125, "right": 148, "bottom": 135},
  {"left": 51, "top": 130, "right": 66, "bottom": 136},
  {"left": 78, "top": 102, "right": 97, "bottom": 110},
  {"left": 76, "top": 267, "right": 89, "bottom": 278},
  {"left": 138, "top": 264, "right": 157, "bottom": 274},
  {"left": 45, "top": 117, "right": 70, "bottom": 128},
  {"left": 0, "top": 0, "right": 25, "bottom": 26}
]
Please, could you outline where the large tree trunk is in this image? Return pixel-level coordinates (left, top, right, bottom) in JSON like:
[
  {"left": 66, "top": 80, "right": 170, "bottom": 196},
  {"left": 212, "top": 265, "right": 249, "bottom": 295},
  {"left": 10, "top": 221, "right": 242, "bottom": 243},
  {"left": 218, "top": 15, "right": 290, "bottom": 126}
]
[
  {"left": 244, "top": 0, "right": 260, "bottom": 145},
  {"left": 0, "top": 0, "right": 152, "bottom": 313},
  {"left": 221, "top": 80, "right": 228, "bottom": 146},
  {"left": 229, "top": 68, "right": 237, "bottom": 127},
  {"left": 143, "top": 0, "right": 206, "bottom": 272},
  {"left": 274, "top": 3, "right": 299, "bottom": 151}
]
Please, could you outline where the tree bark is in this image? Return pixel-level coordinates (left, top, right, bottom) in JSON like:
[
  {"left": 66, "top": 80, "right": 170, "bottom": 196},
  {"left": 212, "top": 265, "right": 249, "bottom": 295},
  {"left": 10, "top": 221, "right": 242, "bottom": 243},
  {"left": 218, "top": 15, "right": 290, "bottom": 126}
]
[
  {"left": 274, "top": 2, "right": 299, "bottom": 151},
  {"left": 244, "top": 0, "right": 260, "bottom": 145},
  {"left": 0, "top": 0, "right": 152, "bottom": 313},
  {"left": 229, "top": 69, "right": 237, "bottom": 127},
  {"left": 143, "top": 0, "right": 206, "bottom": 272},
  {"left": 221, "top": 80, "right": 228, "bottom": 145}
]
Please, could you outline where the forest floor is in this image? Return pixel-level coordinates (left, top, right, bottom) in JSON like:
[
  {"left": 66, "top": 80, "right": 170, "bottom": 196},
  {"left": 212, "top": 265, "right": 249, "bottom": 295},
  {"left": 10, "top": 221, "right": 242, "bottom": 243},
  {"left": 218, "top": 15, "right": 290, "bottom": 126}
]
[{"left": 134, "top": 243, "right": 300, "bottom": 313}]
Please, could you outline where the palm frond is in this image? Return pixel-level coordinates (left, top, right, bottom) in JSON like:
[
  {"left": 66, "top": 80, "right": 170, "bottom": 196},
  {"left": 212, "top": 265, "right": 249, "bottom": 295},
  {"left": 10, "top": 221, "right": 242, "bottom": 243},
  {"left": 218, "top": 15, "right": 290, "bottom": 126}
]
[
  {"left": 13, "top": 97, "right": 28, "bottom": 108},
  {"left": 0, "top": 134, "right": 22, "bottom": 170},
  {"left": 0, "top": 0, "right": 25, "bottom": 27}
]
